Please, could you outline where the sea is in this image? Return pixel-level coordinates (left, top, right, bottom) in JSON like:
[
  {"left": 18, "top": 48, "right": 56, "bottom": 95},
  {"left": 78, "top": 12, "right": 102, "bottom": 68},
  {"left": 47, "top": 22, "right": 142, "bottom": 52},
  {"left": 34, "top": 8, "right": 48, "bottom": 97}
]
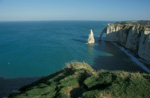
[
  {"left": 0, "top": 21, "right": 146, "bottom": 78},
  {"left": 0, "top": 21, "right": 147, "bottom": 97}
]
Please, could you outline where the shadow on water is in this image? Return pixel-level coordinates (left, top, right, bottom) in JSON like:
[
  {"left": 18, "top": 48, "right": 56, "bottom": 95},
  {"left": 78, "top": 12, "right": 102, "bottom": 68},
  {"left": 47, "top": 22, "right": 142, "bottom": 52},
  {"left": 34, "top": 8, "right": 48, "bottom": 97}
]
[
  {"left": 94, "top": 36, "right": 100, "bottom": 43},
  {"left": 0, "top": 77, "right": 40, "bottom": 98},
  {"left": 72, "top": 36, "right": 100, "bottom": 44},
  {"left": 92, "top": 41, "right": 146, "bottom": 73},
  {"left": 72, "top": 36, "right": 146, "bottom": 73},
  {"left": 72, "top": 39, "right": 87, "bottom": 43},
  {"left": 81, "top": 35, "right": 88, "bottom": 39}
]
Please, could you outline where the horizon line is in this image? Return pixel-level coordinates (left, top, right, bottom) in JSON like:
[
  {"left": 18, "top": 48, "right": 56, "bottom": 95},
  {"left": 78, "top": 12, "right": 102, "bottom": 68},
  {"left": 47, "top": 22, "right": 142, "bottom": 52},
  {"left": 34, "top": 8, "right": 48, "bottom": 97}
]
[
  {"left": 0, "top": 19, "right": 117, "bottom": 22},
  {"left": 0, "top": 19, "right": 149, "bottom": 22}
]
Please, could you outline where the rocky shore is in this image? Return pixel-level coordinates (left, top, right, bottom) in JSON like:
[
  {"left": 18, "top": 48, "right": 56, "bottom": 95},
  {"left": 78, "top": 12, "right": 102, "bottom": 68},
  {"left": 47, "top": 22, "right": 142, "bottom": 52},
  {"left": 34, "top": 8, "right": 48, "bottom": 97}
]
[{"left": 100, "top": 21, "right": 150, "bottom": 65}]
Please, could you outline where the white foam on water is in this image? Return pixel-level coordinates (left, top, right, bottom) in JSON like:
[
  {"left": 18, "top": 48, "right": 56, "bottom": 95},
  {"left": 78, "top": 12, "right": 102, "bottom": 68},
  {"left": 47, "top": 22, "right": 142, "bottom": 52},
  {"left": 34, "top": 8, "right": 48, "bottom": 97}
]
[{"left": 113, "top": 43, "right": 150, "bottom": 73}]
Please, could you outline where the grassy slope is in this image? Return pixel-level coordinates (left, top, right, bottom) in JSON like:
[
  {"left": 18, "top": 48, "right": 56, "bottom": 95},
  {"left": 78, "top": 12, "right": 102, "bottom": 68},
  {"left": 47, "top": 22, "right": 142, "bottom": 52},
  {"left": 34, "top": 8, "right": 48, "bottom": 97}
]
[{"left": 8, "top": 62, "right": 150, "bottom": 98}]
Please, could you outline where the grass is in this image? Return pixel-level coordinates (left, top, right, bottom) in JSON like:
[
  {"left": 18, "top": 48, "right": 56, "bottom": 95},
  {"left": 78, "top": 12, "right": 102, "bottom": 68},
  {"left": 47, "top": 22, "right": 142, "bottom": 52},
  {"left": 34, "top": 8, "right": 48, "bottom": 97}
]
[{"left": 8, "top": 62, "right": 150, "bottom": 98}]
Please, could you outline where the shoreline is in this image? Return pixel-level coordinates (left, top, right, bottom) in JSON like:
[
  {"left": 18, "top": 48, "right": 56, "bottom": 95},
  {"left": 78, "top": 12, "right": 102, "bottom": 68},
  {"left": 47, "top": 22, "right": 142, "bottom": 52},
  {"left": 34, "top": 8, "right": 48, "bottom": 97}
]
[{"left": 113, "top": 42, "right": 150, "bottom": 73}]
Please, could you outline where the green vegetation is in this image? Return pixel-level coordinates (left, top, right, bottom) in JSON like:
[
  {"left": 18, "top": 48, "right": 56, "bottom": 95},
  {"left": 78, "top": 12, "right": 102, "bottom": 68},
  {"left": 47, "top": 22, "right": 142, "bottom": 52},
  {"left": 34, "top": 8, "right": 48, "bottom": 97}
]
[{"left": 8, "top": 62, "right": 150, "bottom": 98}]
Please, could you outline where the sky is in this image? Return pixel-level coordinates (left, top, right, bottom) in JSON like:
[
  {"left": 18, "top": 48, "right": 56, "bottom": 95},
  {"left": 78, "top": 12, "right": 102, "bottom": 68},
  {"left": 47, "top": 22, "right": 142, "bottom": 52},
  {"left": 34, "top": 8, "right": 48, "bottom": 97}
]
[{"left": 0, "top": 0, "right": 150, "bottom": 21}]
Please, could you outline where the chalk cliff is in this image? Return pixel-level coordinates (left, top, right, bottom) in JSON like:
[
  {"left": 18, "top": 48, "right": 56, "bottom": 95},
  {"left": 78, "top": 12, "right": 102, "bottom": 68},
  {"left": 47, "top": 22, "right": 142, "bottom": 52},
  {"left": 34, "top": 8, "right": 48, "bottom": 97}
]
[{"left": 100, "top": 22, "right": 150, "bottom": 63}]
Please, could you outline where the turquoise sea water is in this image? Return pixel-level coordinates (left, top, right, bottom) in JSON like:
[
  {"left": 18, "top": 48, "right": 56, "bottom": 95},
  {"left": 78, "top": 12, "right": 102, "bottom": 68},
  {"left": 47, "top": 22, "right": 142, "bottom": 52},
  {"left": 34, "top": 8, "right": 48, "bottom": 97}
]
[{"left": 0, "top": 21, "right": 146, "bottom": 78}]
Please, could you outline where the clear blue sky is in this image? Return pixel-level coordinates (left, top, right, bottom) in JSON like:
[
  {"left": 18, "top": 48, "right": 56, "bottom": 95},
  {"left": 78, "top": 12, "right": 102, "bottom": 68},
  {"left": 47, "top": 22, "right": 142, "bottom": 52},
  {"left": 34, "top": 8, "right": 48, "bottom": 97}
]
[{"left": 0, "top": 0, "right": 150, "bottom": 21}]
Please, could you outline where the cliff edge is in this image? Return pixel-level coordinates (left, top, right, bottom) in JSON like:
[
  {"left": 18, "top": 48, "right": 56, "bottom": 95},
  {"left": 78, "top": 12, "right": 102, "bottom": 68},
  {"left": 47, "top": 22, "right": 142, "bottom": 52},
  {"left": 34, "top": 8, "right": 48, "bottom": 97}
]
[
  {"left": 8, "top": 62, "right": 150, "bottom": 98},
  {"left": 100, "top": 21, "right": 150, "bottom": 64}
]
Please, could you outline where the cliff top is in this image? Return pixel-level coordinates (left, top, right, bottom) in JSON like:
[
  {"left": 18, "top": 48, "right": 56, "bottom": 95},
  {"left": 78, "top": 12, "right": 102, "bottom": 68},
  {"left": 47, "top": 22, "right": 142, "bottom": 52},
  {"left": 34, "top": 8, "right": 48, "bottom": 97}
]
[
  {"left": 8, "top": 62, "right": 150, "bottom": 98},
  {"left": 116, "top": 20, "right": 150, "bottom": 25},
  {"left": 108, "top": 22, "right": 150, "bottom": 30}
]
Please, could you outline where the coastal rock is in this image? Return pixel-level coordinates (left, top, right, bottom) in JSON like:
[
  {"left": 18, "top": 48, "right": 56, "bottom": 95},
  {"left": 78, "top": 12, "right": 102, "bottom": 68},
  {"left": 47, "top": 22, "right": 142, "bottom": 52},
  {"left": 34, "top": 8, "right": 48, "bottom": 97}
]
[
  {"left": 138, "top": 28, "right": 150, "bottom": 62},
  {"left": 125, "top": 26, "right": 141, "bottom": 51},
  {"left": 105, "top": 24, "right": 121, "bottom": 41},
  {"left": 99, "top": 27, "right": 107, "bottom": 40},
  {"left": 87, "top": 29, "right": 95, "bottom": 44},
  {"left": 105, "top": 24, "right": 130, "bottom": 44},
  {"left": 101, "top": 22, "right": 150, "bottom": 63}
]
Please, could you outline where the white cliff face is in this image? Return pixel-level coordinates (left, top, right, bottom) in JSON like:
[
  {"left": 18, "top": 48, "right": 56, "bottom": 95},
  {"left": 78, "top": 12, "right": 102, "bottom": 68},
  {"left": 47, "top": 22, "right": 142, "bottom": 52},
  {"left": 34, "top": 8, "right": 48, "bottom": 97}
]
[
  {"left": 103, "top": 24, "right": 150, "bottom": 63},
  {"left": 126, "top": 26, "right": 141, "bottom": 50},
  {"left": 138, "top": 28, "right": 150, "bottom": 62},
  {"left": 105, "top": 24, "right": 128, "bottom": 42},
  {"left": 87, "top": 29, "right": 95, "bottom": 44},
  {"left": 105, "top": 24, "right": 116, "bottom": 41}
]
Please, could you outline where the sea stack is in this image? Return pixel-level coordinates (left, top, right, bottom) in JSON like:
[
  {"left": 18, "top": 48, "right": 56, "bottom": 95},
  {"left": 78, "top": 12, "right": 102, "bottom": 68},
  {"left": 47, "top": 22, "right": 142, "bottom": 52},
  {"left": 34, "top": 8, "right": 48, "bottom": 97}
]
[{"left": 87, "top": 29, "right": 95, "bottom": 44}]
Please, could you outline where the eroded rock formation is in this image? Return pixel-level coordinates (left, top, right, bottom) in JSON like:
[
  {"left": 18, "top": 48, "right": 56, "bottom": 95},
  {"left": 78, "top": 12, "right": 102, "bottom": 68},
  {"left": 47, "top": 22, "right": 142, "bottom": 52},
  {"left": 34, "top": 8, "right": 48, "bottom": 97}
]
[{"left": 87, "top": 29, "right": 95, "bottom": 44}]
